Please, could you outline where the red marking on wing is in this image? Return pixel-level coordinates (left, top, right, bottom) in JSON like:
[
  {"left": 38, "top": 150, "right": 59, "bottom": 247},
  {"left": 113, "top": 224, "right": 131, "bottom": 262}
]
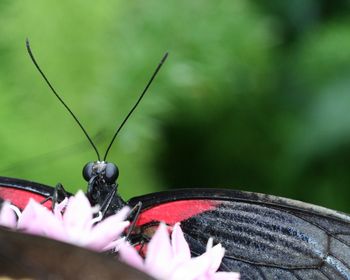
[
  {"left": 0, "top": 187, "right": 52, "bottom": 209},
  {"left": 136, "top": 199, "right": 220, "bottom": 226}
]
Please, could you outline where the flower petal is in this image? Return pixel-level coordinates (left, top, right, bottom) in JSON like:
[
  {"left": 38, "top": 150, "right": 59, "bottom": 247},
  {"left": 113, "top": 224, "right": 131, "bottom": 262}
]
[
  {"left": 18, "top": 199, "right": 66, "bottom": 240},
  {"left": 0, "top": 202, "right": 17, "bottom": 228},
  {"left": 171, "top": 223, "right": 191, "bottom": 260},
  {"left": 170, "top": 251, "right": 212, "bottom": 280},
  {"left": 102, "top": 236, "right": 126, "bottom": 252},
  {"left": 206, "top": 243, "right": 226, "bottom": 274},
  {"left": 86, "top": 206, "right": 130, "bottom": 250},
  {"left": 212, "top": 271, "right": 240, "bottom": 280},
  {"left": 18, "top": 199, "right": 48, "bottom": 234},
  {"left": 118, "top": 242, "right": 145, "bottom": 272},
  {"left": 63, "top": 191, "right": 93, "bottom": 236},
  {"left": 145, "top": 223, "right": 173, "bottom": 278},
  {"left": 87, "top": 220, "right": 129, "bottom": 251}
]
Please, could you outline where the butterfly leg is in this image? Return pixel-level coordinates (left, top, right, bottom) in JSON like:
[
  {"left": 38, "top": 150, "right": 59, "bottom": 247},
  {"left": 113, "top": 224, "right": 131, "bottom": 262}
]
[
  {"left": 125, "top": 201, "right": 143, "bottom": 240},
  {"left": 40, "top": 183, "right": 69, "bottom": 210},
  {"left": 99, "top": 186, "right": 117, "bottom": 217}
]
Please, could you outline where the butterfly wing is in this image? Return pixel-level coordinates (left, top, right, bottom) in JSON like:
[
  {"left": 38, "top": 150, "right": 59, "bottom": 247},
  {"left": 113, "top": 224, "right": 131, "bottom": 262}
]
[
  {"left": 0, "top": 176, "right": 59, "bottom": 209},
  {"left": 128, "top": 189, "right": 350, "bottom": 280}
]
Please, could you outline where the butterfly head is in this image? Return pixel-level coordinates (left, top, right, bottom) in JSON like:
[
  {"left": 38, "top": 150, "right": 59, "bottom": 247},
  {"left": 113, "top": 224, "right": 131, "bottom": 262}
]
[{"left": 82, "top": 161, "right": 119, "bottom": 185}]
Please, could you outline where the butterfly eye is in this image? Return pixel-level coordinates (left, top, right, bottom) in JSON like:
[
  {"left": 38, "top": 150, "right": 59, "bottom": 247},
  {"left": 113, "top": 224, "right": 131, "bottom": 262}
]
[
  {"left": 105, "top": 162, "right": 119, "bottom": 184},
  {"left": 82, "top": 162, "right": 94, "bottom": 182}
]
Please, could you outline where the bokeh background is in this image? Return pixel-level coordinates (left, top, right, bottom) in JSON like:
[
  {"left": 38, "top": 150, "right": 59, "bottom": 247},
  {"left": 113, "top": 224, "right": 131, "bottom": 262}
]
[{"left": 0, "top": 1, "right": 350, "bottom": 212}]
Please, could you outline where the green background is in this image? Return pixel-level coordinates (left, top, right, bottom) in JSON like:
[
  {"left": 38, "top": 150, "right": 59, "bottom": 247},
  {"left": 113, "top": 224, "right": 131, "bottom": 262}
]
[{"left": 1, "top": 1, "right": 350, "bottom": 212}]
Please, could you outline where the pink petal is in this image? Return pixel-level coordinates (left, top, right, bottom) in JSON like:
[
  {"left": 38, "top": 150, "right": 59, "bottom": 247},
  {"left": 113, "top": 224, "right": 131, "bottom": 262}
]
[
  {"left": 206, "top": 243, "right": 226, "bottom": 274},
  {"left": 170, "top": 252, "right": 212, "bottom": 280},
  {"left": 170, "top": 242, "right": 226, "bottom": 280},
  {"left": 63, "top": 191, "right": 93, "bottom": 232},
  {"left": 212, "top": 271, "right": 240, "bottom": 280},
  {"left": 86, "top": 206, "right": 130, "bottom": 250},
  {"left": 206, "top": 237, "right": 214, "bottom": 251},
  {"left": 18, "top": 199, "right": 66, "bottom": 239},
  {"left": 18, "top": 199, "right": 48, "bottom": 234},
  {"left": 0, "top": 202, "right": 17, "bottom": 228},
  {"left": 171, "top": 223, "right": 191, "bottom": 260},
  {"left": 102, "top": 236, "right": 125, "bottom": 251},
  {"left": 145, "top": 223, "right": 173, "bottom": 278},
  {"left": 39, "top": 213, "right": 67, "bottom": 241},
  {"left": 118, "top": 242, "right": 145, "bottom": 271},
  {"left": 87, "top": 220, "right": 129, "bottom": 251}
]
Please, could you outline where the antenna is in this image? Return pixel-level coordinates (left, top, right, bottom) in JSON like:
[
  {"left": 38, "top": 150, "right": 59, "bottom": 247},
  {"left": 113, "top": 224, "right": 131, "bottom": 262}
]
[
  {"left": 103, "top": 52, "right": 169, "bottom": 161},
  {"left": 26, "top": 38, "right": 101, "bottom": 160}
]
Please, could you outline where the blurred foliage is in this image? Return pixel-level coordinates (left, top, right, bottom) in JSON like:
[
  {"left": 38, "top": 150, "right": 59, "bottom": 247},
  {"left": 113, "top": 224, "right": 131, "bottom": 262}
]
[{"left": 0, "top": 1, "right": 350, "bottom": 211}]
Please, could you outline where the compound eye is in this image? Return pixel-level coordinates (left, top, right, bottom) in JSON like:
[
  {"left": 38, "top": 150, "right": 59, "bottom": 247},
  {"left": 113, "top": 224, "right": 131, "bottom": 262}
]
[
  {"left": 105, "top": 162, "right": 119, "bottom": 184},
  {"left": 82, "top": 162, "right": 94, "bottom": 182}
]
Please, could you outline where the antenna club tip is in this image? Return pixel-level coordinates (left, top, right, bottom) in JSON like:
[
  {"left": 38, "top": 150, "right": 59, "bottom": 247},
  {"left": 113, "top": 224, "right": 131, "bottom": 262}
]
[
  {"left": 25, "top": 38, "right": 31, "bottom": 49},
  {"left": 161, "top": 52, "right": 169, "bottom": 63}
]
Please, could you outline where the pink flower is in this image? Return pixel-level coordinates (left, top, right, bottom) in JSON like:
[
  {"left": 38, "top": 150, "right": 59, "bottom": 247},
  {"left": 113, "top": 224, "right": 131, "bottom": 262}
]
[
  {"left": 118, "top": 223, "right": 240, "bottom": 280},
  {"left": 0, "top": 191, "right": 130, "bottom": 251}
]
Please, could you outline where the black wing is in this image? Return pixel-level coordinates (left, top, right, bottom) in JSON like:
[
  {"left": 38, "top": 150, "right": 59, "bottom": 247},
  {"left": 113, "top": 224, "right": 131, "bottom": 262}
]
[{"left": 129, "top": 188, "right": 350, "bottom": 280}]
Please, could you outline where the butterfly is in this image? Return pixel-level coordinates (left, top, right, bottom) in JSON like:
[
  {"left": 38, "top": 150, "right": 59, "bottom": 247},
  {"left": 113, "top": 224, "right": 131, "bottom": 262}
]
[{"left": 0, "top": 39, "right": 350, "bottom": 279}]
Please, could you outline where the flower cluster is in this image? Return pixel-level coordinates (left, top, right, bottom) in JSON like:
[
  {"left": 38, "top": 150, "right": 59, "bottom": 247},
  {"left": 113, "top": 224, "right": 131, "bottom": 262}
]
[
  {"left": 0, "top": 192, "right": 239, "bottom": 280},
  {"left": 119, "top": 223, "right": 239, "bottom": 280},
  {"left": 0, "top": 191, "right": 130, "bottom": 251}
]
